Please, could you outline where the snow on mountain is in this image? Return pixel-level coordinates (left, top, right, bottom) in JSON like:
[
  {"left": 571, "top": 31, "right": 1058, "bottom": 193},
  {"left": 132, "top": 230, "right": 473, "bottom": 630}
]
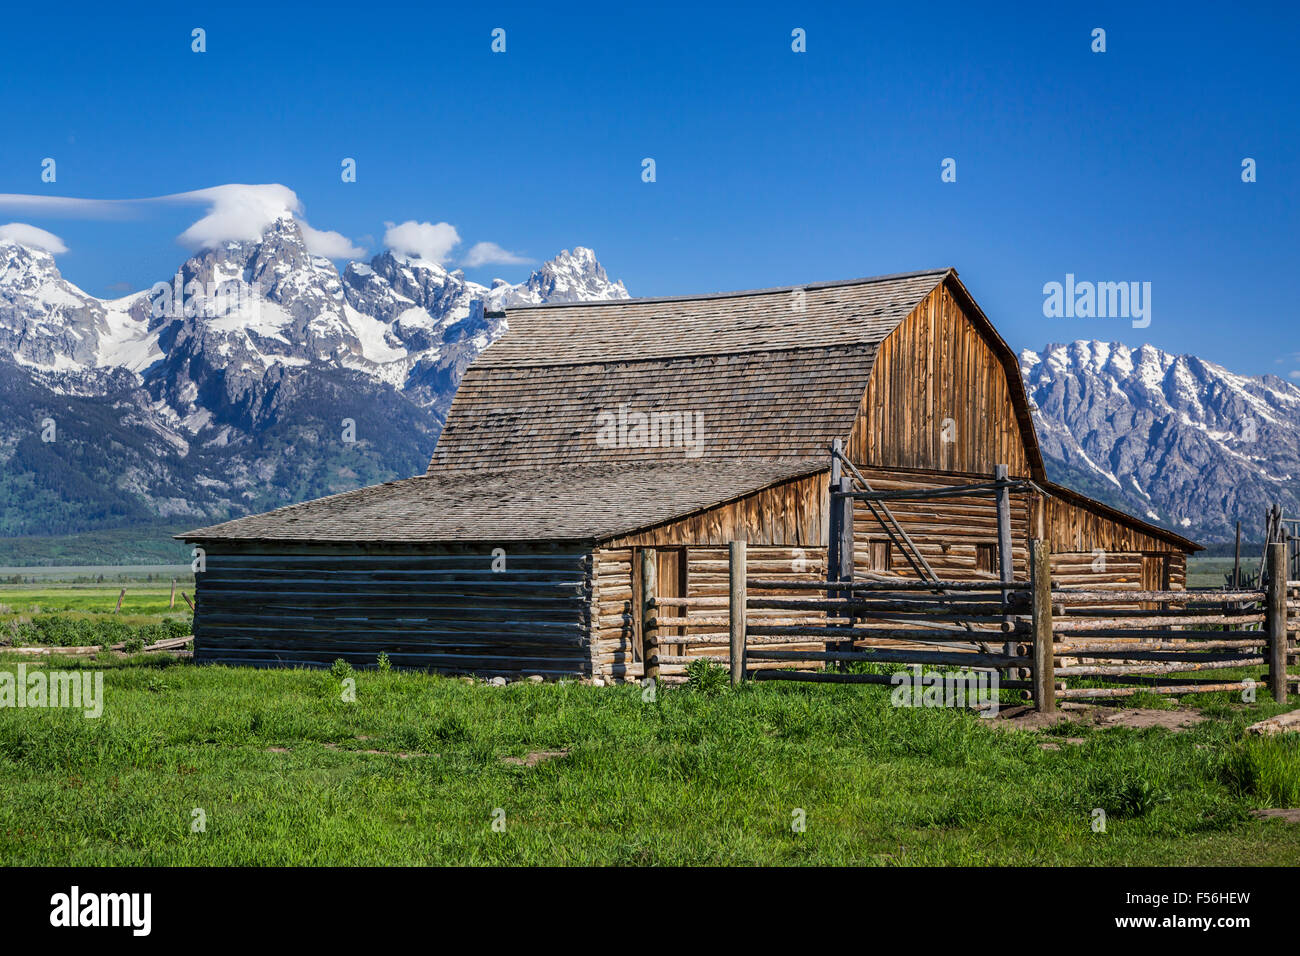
[
  {"left": 1022, "top": 340, "right": 1300, "bottom": 542},
  {"left": 0, "top": 238, "right": 154, "bottom": 373},
  {"left": 484, "top": 246, "right": 628, "bottom": 310},
  {"left": 0, "top": 225, "right": 629, "bottom": 533}
]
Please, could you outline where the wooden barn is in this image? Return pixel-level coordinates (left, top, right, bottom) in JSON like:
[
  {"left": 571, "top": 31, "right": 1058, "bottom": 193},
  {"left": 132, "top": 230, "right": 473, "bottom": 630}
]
[{"left": 181, "top": 268, "right": 1201, "bottom": 679}]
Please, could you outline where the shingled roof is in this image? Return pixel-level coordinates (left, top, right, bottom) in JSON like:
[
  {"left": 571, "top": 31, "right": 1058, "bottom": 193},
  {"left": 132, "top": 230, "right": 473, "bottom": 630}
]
[
  {"left": 428, "top": 269, "right": 951, "bottom": 472},
  {"left": 181, "top": 458, "right": 826, "bottom": 543}
]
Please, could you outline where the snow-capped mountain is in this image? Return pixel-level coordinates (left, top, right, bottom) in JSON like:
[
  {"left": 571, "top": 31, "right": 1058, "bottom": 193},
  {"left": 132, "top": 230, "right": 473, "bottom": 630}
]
[
  {"left": 0, "top": 239, "right": 153, "bottom": 374},
  {"left": 1022, "top": 341, "right": 1300, "bottom": 542},
  {"left": 0, "top": 226, "right": 627, "bottom": 535}
]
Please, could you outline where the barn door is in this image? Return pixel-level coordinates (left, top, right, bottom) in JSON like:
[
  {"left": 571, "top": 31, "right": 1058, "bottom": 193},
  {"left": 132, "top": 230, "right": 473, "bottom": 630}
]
[
  {"left": 1141, "top": 554, "right": 1170, "bottom": 610},
  {"left": 631, "top": 547, "right": 689, "bottom": 665},
  {"left": 1141, "top": 554, "right": 1170, "bottom": 591},
  {"left": 657, "top": 548, "right": 687, "bottom": 659}
]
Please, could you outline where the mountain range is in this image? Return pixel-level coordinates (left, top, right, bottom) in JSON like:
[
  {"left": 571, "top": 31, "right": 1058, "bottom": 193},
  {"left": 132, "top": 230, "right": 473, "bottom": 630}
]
[
  {"left": 1020, "top": 341, "right": 1300, "bottom": 543},
  {"left": 0, "top": 220, "right": 626, "bottom": 537},
  {"left": 1, "top": 226, "right": 1294, "bottom": 546}
]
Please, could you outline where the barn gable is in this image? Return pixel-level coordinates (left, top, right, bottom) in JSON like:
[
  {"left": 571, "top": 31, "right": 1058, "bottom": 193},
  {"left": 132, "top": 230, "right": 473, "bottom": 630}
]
[{"left": 849, "top": 276, "right": 1044, "bottom": 478}]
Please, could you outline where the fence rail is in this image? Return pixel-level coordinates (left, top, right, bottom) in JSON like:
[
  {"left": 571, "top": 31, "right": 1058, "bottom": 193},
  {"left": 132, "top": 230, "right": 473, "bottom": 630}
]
[{"left": 639, "top": 538, "right": 1297, "bottom": 710}]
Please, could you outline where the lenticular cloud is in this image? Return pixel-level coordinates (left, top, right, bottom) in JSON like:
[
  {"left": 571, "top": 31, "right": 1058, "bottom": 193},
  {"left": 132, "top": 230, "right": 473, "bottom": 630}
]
[
  {"left": 0, "top": 222, "right": 69, "bottom": 254},
  {"left": 0, "top": 183, "right": 364, "bottom": 258}
]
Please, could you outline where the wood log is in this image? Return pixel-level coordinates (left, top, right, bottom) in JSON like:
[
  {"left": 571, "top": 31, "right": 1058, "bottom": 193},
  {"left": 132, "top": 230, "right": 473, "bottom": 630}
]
[
  {"left": 1267, "top": 542, "right": 1288, "bottom": 704},
  {"left": 1055, "top": 639, "right": 1263, "bottom": 653},
  {"left": 1055, "top": 682, "right": 1254, "bottom": 699},
  {"left": 1031, "top": 539, "right": 1055, "bottom": 713},
  {"left": 730, "top": 539, "right": 747, "bottom": 686},
  {"left": 1052, "top": 612, "right": 1264, "bottom": 631},
  {"left": 1054, "top": 658, "right": 1263, "bottom": 676},
  {"left": 752, "top": 670, "right": 1035, "bottom": 690},
  {"left": 1049, "top": 589, "right": 1263, "bottom": 604},
  {"left": 746, "top": 648, "right": 1021, "bottom": 668},
  {"left": 1051, "top": 630, "right": 1263, "bottom": 643},
  {"left": 745, "top": 579, "right": 1030, "bottom": 592}
]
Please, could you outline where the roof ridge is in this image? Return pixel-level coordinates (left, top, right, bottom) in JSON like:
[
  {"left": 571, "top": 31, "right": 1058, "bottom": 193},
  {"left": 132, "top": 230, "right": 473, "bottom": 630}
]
[
  {"left": 471, "top": 338, "right": 882, "bottom": 371},
  {"left": 496, "top": 267, "right": 953, "bottom": 313}
]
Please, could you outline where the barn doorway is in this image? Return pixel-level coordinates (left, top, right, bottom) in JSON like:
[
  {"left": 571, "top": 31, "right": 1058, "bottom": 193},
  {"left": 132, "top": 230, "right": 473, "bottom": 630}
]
[
  {"left": 656, "top": 548, "right": 688, "bottom": 660},
  {"left": 632, "top": 546, "right": 689, "bottom": 664},
  {"left": 1141, "top": 554, "right": 1170, "bottom": 610},
  {"left": 1141, "top": 554, "right": 1170, "bottom": 591}
]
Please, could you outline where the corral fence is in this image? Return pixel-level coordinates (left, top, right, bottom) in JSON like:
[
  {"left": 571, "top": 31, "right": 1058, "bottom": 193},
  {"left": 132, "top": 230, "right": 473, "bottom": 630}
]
[{"left": 640, "top": 541, "right": 1298, "bottom": 711}]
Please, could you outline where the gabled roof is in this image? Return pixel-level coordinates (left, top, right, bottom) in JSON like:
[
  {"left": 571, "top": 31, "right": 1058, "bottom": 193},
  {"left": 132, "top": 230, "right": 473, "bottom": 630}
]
[
  {"left": 429, "top": 269, "right": 951, "bottom": 473},
  {"left": 475, "top": 268, "right": 950, "bottom": 367},
  {"left": 180, "top": 458, "right": 826, "bottom": 544}
]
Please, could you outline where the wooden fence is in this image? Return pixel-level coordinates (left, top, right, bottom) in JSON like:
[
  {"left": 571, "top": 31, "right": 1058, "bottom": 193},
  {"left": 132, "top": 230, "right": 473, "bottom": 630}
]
[{"left": 640, "top": 540, "right": 1298, "bottom": 711}]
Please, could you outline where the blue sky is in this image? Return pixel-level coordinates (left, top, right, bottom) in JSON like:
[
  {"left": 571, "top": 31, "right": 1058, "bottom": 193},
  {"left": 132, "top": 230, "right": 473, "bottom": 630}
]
[{"left": 0, "top": 1, "right": 1295, "bottom": 375}]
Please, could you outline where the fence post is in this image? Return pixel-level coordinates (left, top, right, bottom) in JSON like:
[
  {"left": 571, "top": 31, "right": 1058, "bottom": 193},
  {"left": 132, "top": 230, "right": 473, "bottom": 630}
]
[
  {"left": 828, "top": 440, "right": 843, "bottom": 597},
  {"left": 1031, "top": 538, "right": 1055, "bottom": 713},
  {"left": 730, "top": 539, "right": 747, "bottom": 686},
  {"left": 641, "top": 548, "right": 659, "bottom": 684},
  {"left": 995, "top": 464, "right": 1018, "bottom": 678},
  {"left": 837, "top": 476, "right": 854, "bottom": 583},
  {"left": 1267, "top": 541, "right": 1287, "bottom": 704}
]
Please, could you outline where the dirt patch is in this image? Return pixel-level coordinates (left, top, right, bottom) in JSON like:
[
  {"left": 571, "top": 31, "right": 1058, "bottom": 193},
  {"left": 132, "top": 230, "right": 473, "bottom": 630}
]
[
  {"left": 501, "top": 749, "right": 569, "bottom": 767},
  {"left": 993, "top": 703, "right": 1205, "bottom": 733},
  {"left": 1252, "top": 809, "right": 1300, "bottom": 823}
]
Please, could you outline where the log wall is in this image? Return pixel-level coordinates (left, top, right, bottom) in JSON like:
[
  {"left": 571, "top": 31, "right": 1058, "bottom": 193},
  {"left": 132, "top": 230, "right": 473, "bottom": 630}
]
[{"left": 193, "top": 542, "right": 593, "bottom": 677}]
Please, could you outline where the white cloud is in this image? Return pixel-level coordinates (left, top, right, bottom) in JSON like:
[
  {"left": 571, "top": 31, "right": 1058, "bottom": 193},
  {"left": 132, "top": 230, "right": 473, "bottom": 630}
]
[
  {"left": 0, "top": 184, "right": 364, "bottom": 258},
  {"left": 172, "top": 184, "right": 301, "bottom": 249},
  {"left": 462, "top": 241, "right": 534, "bottom": 268},
  {"left": 300, "top": 222, "right": 365, "bottom": 259},
  {"left": 0, "top": 223, "right": 68, "bottom": 254},
  {"left": 0, "top": 194, "right": 129, "bottom": 218},
  {"left": 383, "top": 220, "right": 460, "bottom": 264}
]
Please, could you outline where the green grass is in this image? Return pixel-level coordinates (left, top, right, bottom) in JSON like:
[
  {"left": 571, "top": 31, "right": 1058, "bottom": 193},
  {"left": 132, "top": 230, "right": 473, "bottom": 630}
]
[{"left": 1, "top": 654, "right": 1298, "bottom": 866}]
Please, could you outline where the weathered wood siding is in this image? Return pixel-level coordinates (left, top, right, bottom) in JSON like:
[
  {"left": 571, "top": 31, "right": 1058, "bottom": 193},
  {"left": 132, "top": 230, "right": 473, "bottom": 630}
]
[
  {"left": 194, "top": 542, "right": 593, "bottom": 676},
  {"left": 603, "top": 471, "right": 829, "bottom": 549},
  {"left": 849, "top": 283, "right": 1033, "bottom": 477},
  {"left": 1045, "top": 493, "right": 1184, "bottom": 554}
]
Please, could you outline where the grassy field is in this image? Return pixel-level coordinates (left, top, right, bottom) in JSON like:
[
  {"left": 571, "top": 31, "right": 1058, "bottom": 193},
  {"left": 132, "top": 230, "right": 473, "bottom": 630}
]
[
  {"left": 0, "top": 584, "right": 188, "bottom": 617},
  {"left": 1187, "top": 556, "right": 1247, "bottom": 590},
  {"left": 0, "top": 653, "right": 1298, "bottom": 866}
]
